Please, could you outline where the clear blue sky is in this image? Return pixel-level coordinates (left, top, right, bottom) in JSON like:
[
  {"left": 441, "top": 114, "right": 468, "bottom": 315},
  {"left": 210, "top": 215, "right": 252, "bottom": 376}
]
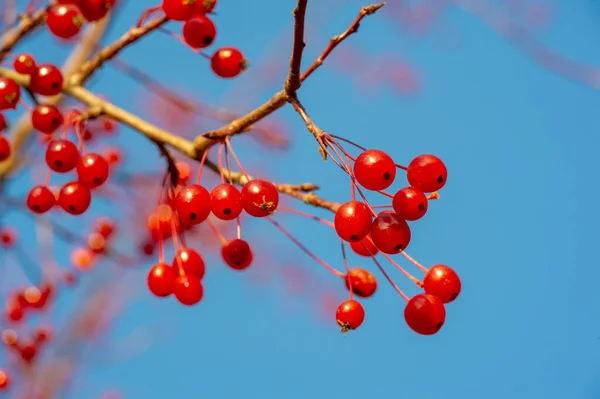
[{"left": 3, "top": 0, "right": 600, "bottom": 398}]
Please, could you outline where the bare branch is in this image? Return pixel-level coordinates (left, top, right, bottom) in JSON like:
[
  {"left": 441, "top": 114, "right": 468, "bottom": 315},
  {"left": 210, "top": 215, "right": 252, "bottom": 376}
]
[
  {"left": 0, "top": 7, "right": 47, "bottom": 62},
  {"left": 285, "top": 0, "right": 308, "bottom": 94}
]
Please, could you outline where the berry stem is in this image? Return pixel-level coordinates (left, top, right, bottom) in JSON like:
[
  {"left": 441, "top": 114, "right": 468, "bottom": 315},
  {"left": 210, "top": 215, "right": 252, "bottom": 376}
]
[
  {"left": 400, "top": 251, "right": 428, "bottom": 273},
  {"left": 362, "top": 243, "right": 409, "bottom": 301},
  {"left": 195, "top": 146, "right": 212, "bottom": 185},
  {"left": 327, "top": 134, "right": 366, "bottom": 151},
  {"left": 224, "top": 137, "right": 249, "bottom": 181},
  {"left": 340, "top": 240, "right": 354, "bottom": 299},
  {"left": 224, "top": 142, "right": 233, "bottom": 185},
  {"left": 136, "top": 6, "right": 162, "bottom": 28},
  {"left": 43, "top": 170, "right": 51, "bottom": 187},
  {"left": 217, "top": 142, "right": 225, "bottom": 184},
  {"left": 379, "top": 252, "right": 423, "bottom": 288},
  {"left": 276, "top": 206, "right": 334, "bottom": 228},
  {"left": 206, "top": 217, "right": 227, "bottom": 246}
]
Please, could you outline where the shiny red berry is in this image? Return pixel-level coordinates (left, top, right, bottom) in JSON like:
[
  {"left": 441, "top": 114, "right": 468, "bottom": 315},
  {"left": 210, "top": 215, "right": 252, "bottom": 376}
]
[
  {"left": 392, "top": 186, "right": 428, "bottom": 221},
  {"left": 80, "top": 0, "right": 116, "bottom": 21},
  {"left": 334, "top": 201, "right": 372, "bottom": 242},
  {"left": 210, "top": 183, "right": 242, "bottom": 220},
  {"left": 407, "top": 154, "right": 447, "bottom": 193},
  {"left": 422, "top": 265, "right": 461, "bottom": 304},
  {"left": 147, "top": 263, "right": 176, "bottom": 297},
  {"left": 182, "top": 15, "right": 216, "bottom": 48},
  {"left": 370, "top": 211, "right": 411, "bottom": 254},
  {"left": 30, "top": 64, "right": 64, "bottom": 96},
  {"left": 58, "top": 181, "right": 91, "bottom": 215},
  {"left": 76, "top": 153, "right": 109, "bottom": 188},
  {"left": 162, "top": 0, "right": 196, "bottom": 21},
  {"left": 211, "top": 47, "right": 247, "bottom": 78},
  {"left": 353, "top": 149, "right": 396, "bottom": 191},
  {"left": 0, "top": 78, "right": 20, "bottom": 110},
  {"left": 404, "top": 293, "right": 446, "bottom": 335},
  {"left": 27, "top": 186, "right": 55, "bottom": 213},
  {"left": 335, "top": 299, "right": 365, "bottom": 332},
  {"left": 175, "top": 184, "right": 210, "bottom": 226},
  {"left": 0, "top": 135, "right": 10, "bottom": 162},
  {"left": 349, "top": 234, "right": 379, "bottom": 257},
  {"left": 344, "top": 267, "right": 377, "bottom": 298},
  {"left": 46, "top": 139, "right": 80, "bottom": 173},
  {"left": 240, "top": 179, "right": 279, "bottom": 217},
  {"left": 172, "top": 248, "right": 205, "bottom": 279},
  {"left": 13, "top": 53, "right": 36, "bottom": 75},
  {"left": 32, "top": 104, "right": 63, "bottom": 134},
  {"left": 173, "top": 275, "right": 204, "bottom": 306},
  {"left": 221, "top": 239, "right": 253, "bottom": 270},
  {"left": 47, "top": 4, "right": 85, "bottom": 39}
]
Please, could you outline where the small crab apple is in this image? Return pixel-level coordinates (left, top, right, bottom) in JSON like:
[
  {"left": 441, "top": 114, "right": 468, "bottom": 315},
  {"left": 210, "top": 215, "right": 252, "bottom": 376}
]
[
  {"left": 173, "top": 275, "right": 204, "bottom": 306},
  {"left": 182, "top": 15, "right": 216, "bottom": 48},
  {"left": 47, "top": 4, "right": 85, "bottom": 39},
  {"left": 211, "top": 47, "right": 247, "bottom": 78},
  {"left": 13, "top": 53, "right": 36, "bottom": 75},
  {"left": 370, "top": 211, "right": 411, "bottom": 254},
  {"left": 79, "top": 0, "right": 116, "bottom": 21},
  {"left": 392, "top": 186, "right": 428, "bottom": 221},
  {"left": 240, "top": 179, "right": 279, "bottom": 217},
  {"left": 334, "top": 201, "right": 372, "bottom": 242},
  {"left": 422, "top": 265, "right": 461, "bottom": 304},
  {"left": 46, "top": 139, "right": 80, "bottom": 173},
  {"left": 147, "top": 263, "right": 176, "bottom": 297},
  {"left": 404, "top": 293, "right": 446, "bottom": 335},
  {"left": 19, "top": 343, "right": 37, "bottom": 363},
  {"left": 175, "top": 184, "right": 211, "bottom": 226},
  {"left": 210, "top": 183, "right": 242, "bottom": 220},
  {"left": 407, "top": 154, "right": 448, "bottom": 193},
  {"left": 336, "top": 299, "right": 365, "bottom": 333},
  {"left": 0, "top": 369, "right": 10, "bottom": 389},
  {"left": 32, "top": 104, "right": 64, "bottom": 134},
  {"left": 0, "top": 78, "right": 20, "bottom": 110},
  {"left": 344, "top": 268, "right": 377, "bottom": 298},
  {"left": 27, "top": 186, "right": 55, "bottom": 214},
  {"left": 162, "top": 0, "right": 196, "bottom": 21},
  {"left": 0, "top": 136, "right": 10, "bottom": 162},
  {"left": 172, "top": 248, "right": 205, "bottom": 279},
  {"left": 353, "top": 149, "right": 396, "bottom": 191},
  {"left": 76, "top": 153, "right": 110, "bottom": 188},
  {"left": 221, "top": 239, "right": 253, "bottom": 270},
  {"left": 59, "top": 181, "right": 92, "bottom": 215},
  {"left": 349, "top": 234, "right": 379, "bottom": 257},
  {"left": 30, "top": 64, "right": 64, "bottom": 96}
]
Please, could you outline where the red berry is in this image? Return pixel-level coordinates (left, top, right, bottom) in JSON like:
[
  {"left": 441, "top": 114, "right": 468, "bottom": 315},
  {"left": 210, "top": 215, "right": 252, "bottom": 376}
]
[
  {"left": 80, "top": 0, "right": 116, "bottom": 21},
  {"left": 335, "top": 299, "right": 365, "bottom": 332},
  {"left": 5, "top": 298, "right": 23, "bottom": 323},
  {"left": 96, "top": 217, "right": 115, "bottom": 238},
  {"left": 46, "top": 139, "right": 80, "bottom": 173},
  {"left": 34, "top": 325, "right": 52, "bottom": 343},
  {"left": 182, "top": 15, "right": 216, "bottom": 48},
  {"left": 0, "top": 135, "right": 10, "bottom": 162},
  {"left": 147, "top": 263, "right": 176, "bottom": 297},
  {"left": 19, "top": 343, "right": 37, "bottom": 363},
  {"left": 175, "top": 184, "right": 210, "bottom": 226},
  {"left": 172, "top": 248, "right": 205, "bottom": 279},
  {"left": 30, "top": 64, "right": 64, "bottom": 96},
  {"left": 32, "top": 104, "right": 63, "bottom": 134},
  {"left": 0, "top": 78, "right": 21, "bottom": 110},
  {"left": 353, "top": 149, "right": 396, "bottom": 191},
  {"left": 422, "top": 265, "right": 461, "bottom": 304},
  {"left": 370, "top": 211, "right": 411, "bottom": 254},
  {"left": 240, "top": 179, "right": 279, "bottom": 217},
  {"left": 173, "top": 275, "right": 204, "bottom": 306},
  {"left": 344, "top": 267, "right": 377, "bottom": 298},
  {"left": 334, "top": 201, "right": 372, "bottom": 242},
  {"left": 392, "top": 186, "right": 428, "bottom": 221},
  {"left": 27, "top": 186, "right": 55, "bottom": 213},
  {"left": 211, "top": 47, "right": 247, "bottom": 78},
  {"left": 210, "top": 183, "right": 242, "bottom": 220},
  {"left": 58, "top": 181, "right": 92, "bottom": 215},
  {"left": 349, "top": 234, "right": 379, "bottom": 257},
  {"left": 47, "top": 4, "right": 85, "bottom": 39},
  {"left": 162, "top": 0, "right": 196, "bottom": 21},
  {"left": 404, "top": 293, "right": 446, "bottom": 335},
  {"left": 0, "top": 369, "right": 10, "bottom": 389},
  {"left": 13, "top": 53, "right": 36, "bottom": 75},
  {"left": 221, "top": 239, "right": 253, "bottom": 270},
  {"left": 194, "top": 0, "right": 217, "bottom": 14},
  {"left": 76, "top": 153, "right": 109, "bottom": 188},
  {"left": 407, "top": 154, "right": 447, "bottom": 193}
]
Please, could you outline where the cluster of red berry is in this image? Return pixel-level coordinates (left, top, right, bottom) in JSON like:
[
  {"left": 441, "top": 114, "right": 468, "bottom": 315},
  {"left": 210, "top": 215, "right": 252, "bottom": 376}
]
[{"left": 46, "top": 0, "right": 116, "bottom": 39}]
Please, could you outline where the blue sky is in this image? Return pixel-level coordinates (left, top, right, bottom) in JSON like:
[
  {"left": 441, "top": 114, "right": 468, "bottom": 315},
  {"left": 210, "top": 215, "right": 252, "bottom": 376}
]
[{"left": 2, "top": 0, "right": 600, "bottom": 398}]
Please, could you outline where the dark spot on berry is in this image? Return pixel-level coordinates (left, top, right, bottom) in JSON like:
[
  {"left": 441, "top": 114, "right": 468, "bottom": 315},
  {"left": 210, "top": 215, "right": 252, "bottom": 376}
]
[
  {"left": 450, "top": 292, "right": 457, "bottom": 301},
  {"left": 437, "top": 175, "right": 444, "bottom": 184},
  {"left": 435, "top": 322, "right": 443, "bottom": 331},
  {"left": 394, "top": 244, "right": 404, "bottom": 252},
  {"left": 54, "top": 160, "right": 62, "bottom": 167},
  {"left": 52, "top": 118, "right": 58, "bottom": 125},
  {"left": 189, "top": 212, "right": 197, "bottom": 220},
  {"left": 383, "top": 172, "right": 391, "bottom": 180},
  {"left": 418, "top": 203, "right": 425, "bottom": 211},
  {"left": 223, "top": 208, "right": 231, "bottom": 215},
  {"left": 51, "top": 82, "right": 59, "bottom": 89},
  {"left": 68, "top": 205, "right": 76, "bottom": 212},
  {"left": 349, "top": 234, "right": 358, "bottom": 241},
  {"left": 33, "top": 205, "right": 40, "bottom": 211},
  {"left": 93, "top": 177, "right": 102, "bottom": 184},
  {"left": 203, "top": 36, "right": 213, "bottom": 45}
]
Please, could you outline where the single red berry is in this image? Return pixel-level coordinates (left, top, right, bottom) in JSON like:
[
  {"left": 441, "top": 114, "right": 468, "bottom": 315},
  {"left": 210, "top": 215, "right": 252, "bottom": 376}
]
[
  {"left": 58, "top": 181, "right": 91, "bottom": 215},
  {"left": 5, "top": 299, "right": 23, "bottom": 323},
  {"left": 334, "top": 201, "right": 372, "bottom": 242},
  {"left": 80, "top": 0, "right": 116, "bottom": 21},
  {"left": 404, "top": 293, "right": 446, "bottom": 335},
  {"left": 13, "top": 53, "right": 36, "bottom": 75},
  {"left": 147, "top": 263, "right": 176, "bottom": 297},
  {"left": 27, "top": 186, "right": 55, "bottom": 213},
  {"left": 344, "top": 267, "right": 377, "bottom": 298},
  {"left": 46, "top": 139, "right": 80, "bottom": 173},
  {"left": 240, "top": 179, "right": 279, "bottom": 217},
  {"left": 96, "top": 217, "right": 115, "bottom": 238},
  {"left": 211, "top": 47, "right": 247, "bottom": 78},
  {"left": 19, "top": 343, "right": 37, "bottom": 363},
  {"left": 173, "top": 275, "right": 204, "bottom": 306},
  {"left": 76, "top": 153, "right": 109, "bottom": 188},
  {"left": 194, "top": 0, "right": 217, "bottom": 14},
  {"left": 47, "top": 4, "right": 85, "bottom": 39},
  {"left": 335, "top": 299, "right": 365, "bottom": 333},
  {"left": 0, "top": 227, "right": 16, "bottom": 247},
  {"left": 422, "top": 264, "right": 461, "bottom": 304},
  {"left": 32, "top": 104, "right": 63, "bottom": 134},
  {"left": 30, "top": 64, "right": 64, "bottom": 96},
  {"left": 182, "top": 15, "right": 216, "bottom": 48},
  {"left": 349, "top": 234, "right": 379, "bottom": 257},
  {"left": 162, "top": 0, "right": 196, "bottom": 21},
  {"left": 172, "top": 248, "right": 205, "bottom": 279},
  {"left": 221, "top": 239, "right": 253, "bottom": 270},
  {"left": 210, "top": 183, "right": 242, "bottom": 220},
  {"left": 34, "top": 325, "right": 52, "bottom": 343},
  {"left": 353, "top": 149, "right": 396, "bottom": 191},
  {"left": 392, "top": 186, "right": 428, "bottom": 221},
  {"left": 0, "top": 369, "right": 10, "bottom": 389},
  {"left": 0, "top": 135, "right": 10, "bottom": 162},
  {"left": 0, "top": 78, "right": 21, "bottom": 110},
  {"left": 175, "top": 184, "right": 211, "bottom": 226},
  {"left": 370, "top": 211, "right": 411, "bottom": 254},
  {"left": 407, "top": 154, "right": 448, "bottom": 193}
]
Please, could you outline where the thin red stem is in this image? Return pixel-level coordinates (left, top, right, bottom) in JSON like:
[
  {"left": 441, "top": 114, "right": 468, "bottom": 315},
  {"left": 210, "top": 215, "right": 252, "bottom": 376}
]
[
  {"left": 276, "top": 206, "right": 334, "bottom": 228},
  {"left": 224, "top": 137, "right": 249, "bottom": 180},
  {"left": 340, "top": 241, "right": 353, "bottom": 299},
  {"left": 362, "top": 243, "right": 409, "bottom": 301},
  {"left": 217, "top": 142, "right": 225, "bottom": 184},
  {"left": 206, "top": 217, "right": 227, "bottom": 246},
  {"left": 327, "top": 134, "right": 366, "bottom": 151},
  {"left": 380, "top": 252, "right": 423, "bottom": 287},
  {"left": 400, "top": 251, "right": 429, "bottom": 273},
  {"left": 195, "top": 145, "right": 212, "bottom": 185}
]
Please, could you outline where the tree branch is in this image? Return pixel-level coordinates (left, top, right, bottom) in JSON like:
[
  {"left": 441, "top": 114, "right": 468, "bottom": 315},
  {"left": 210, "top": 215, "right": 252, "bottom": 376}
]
[
  {"left": 0, "top": 7, "right": 47, "bottom": 62},
  {"left": 285, "top": 0, "right": 308, "bottom": 94}
]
